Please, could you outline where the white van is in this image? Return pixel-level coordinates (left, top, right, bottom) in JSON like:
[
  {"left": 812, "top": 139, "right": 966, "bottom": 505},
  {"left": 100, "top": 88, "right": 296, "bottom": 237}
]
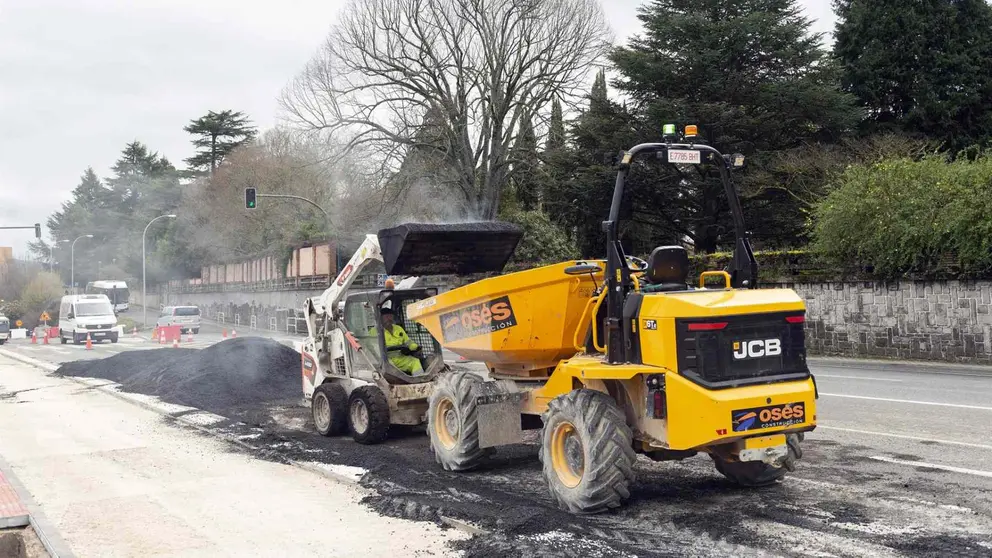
[{"left": 59, "top": 294, "right": 119, "bottom": 344}]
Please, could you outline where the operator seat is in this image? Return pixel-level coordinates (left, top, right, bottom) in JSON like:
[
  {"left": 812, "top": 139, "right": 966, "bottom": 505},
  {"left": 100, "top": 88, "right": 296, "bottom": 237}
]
[{"left": 643, "top": 246, "right": 691, "bottom": 292}]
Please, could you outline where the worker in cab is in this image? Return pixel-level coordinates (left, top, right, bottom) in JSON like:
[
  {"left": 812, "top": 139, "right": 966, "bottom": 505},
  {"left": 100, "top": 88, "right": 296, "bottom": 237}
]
[{"left": 379, "top": 307, "right": 424, "bottom": 375}]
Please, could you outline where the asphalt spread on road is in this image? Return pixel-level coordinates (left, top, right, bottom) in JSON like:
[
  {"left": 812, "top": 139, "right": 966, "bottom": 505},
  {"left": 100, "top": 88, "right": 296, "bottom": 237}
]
[{"left": 51, "top": 343, "right": 992, "bottom": 557}]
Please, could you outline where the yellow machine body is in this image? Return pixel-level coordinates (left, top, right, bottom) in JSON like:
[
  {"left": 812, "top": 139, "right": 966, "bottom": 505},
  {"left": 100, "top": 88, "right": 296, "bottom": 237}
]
[{"left": 409, "top": 264, "right": 817, "bottom": 451}]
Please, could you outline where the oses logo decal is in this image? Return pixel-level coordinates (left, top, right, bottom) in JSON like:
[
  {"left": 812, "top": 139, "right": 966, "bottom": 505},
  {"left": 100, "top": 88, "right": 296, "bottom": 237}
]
[
  {"left": 731, "top": 402, "right": 805, "bottom": 432},
  {"left": 440, "top": 296, "right": 517, "bottom": 342}
]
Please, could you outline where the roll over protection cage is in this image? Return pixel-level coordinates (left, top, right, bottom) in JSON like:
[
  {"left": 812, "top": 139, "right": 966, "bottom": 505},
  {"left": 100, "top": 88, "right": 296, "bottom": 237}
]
[{"left": 602, "top": 142, "right": 758, "bottom": 365}]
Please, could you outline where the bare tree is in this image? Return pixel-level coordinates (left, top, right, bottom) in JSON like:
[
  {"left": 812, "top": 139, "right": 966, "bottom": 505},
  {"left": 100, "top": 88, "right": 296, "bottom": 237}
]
[{"left": 280, "top": 0, "right": 612, "bottom": 219}]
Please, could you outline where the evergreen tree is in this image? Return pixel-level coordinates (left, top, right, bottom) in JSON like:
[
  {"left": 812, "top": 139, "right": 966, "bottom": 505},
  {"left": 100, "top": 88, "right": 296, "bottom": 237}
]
[
  {"left": 183, "top": 110, "right": 257, "bottom": 174},
  {"left": 609, "top": 0, "right": 859, "bottom": 251},
  {"left": 546, "top": 99, "right": 566, "bottom": 153},
  {"left": 833, "top": 0, "right": 992, "bottom": 151},
  {"left": 512, "top": 113, "right": 541, "bottom": 210}
]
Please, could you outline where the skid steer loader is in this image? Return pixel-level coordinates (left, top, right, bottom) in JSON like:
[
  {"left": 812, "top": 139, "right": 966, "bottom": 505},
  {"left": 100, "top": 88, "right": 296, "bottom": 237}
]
[
  {"left": 300, "top": 223, "right": 523, "bottom": 444},
  {"left": 408, "top": 128, "right": 819, "bottom": 513}
]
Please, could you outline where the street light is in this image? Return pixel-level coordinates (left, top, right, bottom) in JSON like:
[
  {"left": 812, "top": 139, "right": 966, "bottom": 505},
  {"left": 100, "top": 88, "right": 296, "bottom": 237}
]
[
  {"left": 70, "top": 235, "right": 93, "bottom": 293},
  {"left": 49, "top": 239, "right": 68, "bottom": 273},
  {"left": 143, "top": 214, "right": 177, "bottom": 327}
]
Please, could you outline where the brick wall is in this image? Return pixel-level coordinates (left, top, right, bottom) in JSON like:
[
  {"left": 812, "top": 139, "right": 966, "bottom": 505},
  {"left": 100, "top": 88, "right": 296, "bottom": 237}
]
[{"left": 782, "top": 280, "right": 992, "bottom": 363}]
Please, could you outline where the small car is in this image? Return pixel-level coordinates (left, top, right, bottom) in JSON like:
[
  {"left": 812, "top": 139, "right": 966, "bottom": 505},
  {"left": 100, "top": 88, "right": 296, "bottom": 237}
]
[{"left": 156, "top": 305, "right": 201, "bottom": 334}]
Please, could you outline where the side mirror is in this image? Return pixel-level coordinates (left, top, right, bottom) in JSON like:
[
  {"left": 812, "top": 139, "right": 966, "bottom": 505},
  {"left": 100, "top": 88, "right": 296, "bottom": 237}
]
[{"left": 67, "top": 313, "right": 74, "bottom": 320}]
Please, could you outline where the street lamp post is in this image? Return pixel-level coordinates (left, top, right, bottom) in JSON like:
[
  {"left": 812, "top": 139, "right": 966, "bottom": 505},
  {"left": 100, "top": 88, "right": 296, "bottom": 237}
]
[
  {"left": 70, "top": 234, "right": 93, "bottom": 293},
  {"left": 143, "top": 214, "right": 177, "bottom": 327}
]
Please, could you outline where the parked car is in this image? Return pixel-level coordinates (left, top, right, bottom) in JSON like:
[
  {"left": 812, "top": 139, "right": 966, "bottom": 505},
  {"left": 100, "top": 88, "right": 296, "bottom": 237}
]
[
  {"left": 156, "top": 305, "right": 201, "bottom": 334},
  {"left": 0, "top": 312, "right": 10, "bottom": 345}
]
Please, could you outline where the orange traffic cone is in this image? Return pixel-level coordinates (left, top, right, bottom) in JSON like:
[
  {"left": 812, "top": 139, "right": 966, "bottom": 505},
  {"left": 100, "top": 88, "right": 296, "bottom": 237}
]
[
  {"left": 222, "top": 329, "right": 228, "bottom": 338},
  {"left": 152, "top": 326, "right": 159, "bottom": 341},
  {"left": 43, "top": 331, "right": 49, "bottom": 345},
  {"left": 173, "top": 336, "right": 179, "bottom": 348},
  {"left": 187, "top": 332, "right": 193, "bottom": 343},
  {"left": 232, "top": 329, "right": 237, "bottom": 338},
  {"left": 160, "top": 332, "right": 166, "bottom": 345},
  {"left": 30, "top": 330, "right": 37, "bottom": 344},
  {"left": 85, "top": 333, "right": 93, "bottom": 350}
]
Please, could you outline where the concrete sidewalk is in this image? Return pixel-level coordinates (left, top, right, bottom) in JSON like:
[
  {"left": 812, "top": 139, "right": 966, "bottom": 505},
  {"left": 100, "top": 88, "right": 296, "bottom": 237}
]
[{"left": 0, "top": 353, "right": 465, "bottom": 557}]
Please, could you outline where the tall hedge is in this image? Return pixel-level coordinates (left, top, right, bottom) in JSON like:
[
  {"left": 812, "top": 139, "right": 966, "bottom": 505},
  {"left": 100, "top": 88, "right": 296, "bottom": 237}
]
[{"left": 813, "top": 156, "right": 992, "bottom": 278}]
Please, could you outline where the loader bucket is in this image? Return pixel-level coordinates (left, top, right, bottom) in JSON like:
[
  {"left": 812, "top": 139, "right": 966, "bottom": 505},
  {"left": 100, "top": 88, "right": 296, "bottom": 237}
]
[
  {"left": 407, "top": 261, "right": 605, "bottom": 371},
  {"left": 377, "top": 222, "right": 524, "bottom": 276}
]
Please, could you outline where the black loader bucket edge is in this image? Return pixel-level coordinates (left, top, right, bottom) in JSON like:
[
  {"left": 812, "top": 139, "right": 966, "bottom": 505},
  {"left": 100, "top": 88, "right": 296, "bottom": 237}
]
[{"left": 377, "top": 222, "right": 524, "bottom": 276}]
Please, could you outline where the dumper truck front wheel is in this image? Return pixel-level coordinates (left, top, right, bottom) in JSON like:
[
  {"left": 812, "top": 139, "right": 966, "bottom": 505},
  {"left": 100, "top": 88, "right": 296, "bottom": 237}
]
[
  {"left": 712, "top": 433, "right": 804, "bottom": 487},
  {"left": 428, "top": 372, "right": 492, "bottom": 471},
  {"left": 540, "top": 389, "right": 636, "bottom": 514},
  {"left": 312, "top": 383, "right": 347, "bottom": 436}
]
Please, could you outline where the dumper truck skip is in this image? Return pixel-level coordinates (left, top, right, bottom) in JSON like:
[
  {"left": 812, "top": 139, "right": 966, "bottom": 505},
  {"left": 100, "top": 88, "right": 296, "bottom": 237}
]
[{"left": 407, "top": 128, "right": 818, "bottom": 514}]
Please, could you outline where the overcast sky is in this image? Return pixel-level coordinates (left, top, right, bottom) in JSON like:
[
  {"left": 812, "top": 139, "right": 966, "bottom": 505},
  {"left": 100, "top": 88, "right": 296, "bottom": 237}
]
[{"left": 0, "top": 0, "right": 836, "bottom": 256}]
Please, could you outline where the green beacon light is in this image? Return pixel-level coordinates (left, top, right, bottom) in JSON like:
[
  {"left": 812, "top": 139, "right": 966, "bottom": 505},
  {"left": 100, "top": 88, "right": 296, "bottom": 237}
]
[{"left": 663, "top": 123, "right": 676, "bottom": 136}]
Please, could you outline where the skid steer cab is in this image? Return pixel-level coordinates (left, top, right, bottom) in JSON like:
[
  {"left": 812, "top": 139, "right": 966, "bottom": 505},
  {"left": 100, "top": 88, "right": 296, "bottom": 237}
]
[
  {"left": 409, "top": 126, "right": 819, "bottom": 514},
  {"left": 300, "top": 223, "right": 524, "bottom": 444},
  {"left": 302, "top": 287, "right": 445, "bottom": 444}
]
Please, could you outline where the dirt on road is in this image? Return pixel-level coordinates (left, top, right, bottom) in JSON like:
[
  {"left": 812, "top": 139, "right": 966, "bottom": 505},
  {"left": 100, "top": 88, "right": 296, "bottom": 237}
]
[{"left": 55, "top": 337, "right": 300, "bottom": 426}]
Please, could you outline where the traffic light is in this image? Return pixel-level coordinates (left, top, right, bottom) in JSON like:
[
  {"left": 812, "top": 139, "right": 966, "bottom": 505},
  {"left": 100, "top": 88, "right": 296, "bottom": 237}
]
[
  {"left": 34, "top": 223, "right": 41, "bottom": 238},
  {"left": 245, "top": 187, "right": 257, "bottom": 209}
]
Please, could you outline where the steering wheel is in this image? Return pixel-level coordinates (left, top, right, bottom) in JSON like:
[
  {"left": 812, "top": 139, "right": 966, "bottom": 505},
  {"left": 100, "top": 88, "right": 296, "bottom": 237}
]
[{"left": 626, "top": 256, "right": 649, "bottom": 272}]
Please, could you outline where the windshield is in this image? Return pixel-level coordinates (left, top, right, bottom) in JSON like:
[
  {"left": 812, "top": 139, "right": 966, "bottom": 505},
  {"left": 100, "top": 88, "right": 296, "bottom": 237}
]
[
  {"left": 75, "top": 302, "right": 114, "bottom": 317},
  {"left": 175, "top": 307, "right": 200, "bottom": 316}
]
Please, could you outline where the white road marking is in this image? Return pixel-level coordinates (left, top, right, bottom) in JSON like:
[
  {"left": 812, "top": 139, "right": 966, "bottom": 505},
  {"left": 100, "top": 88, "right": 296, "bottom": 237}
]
[
  {"left": 815, "top": 374, "right": 902, "bottom": 382},
  {"left": 819, "top": 393, "right": 992, "bottom": 411},
  {"left": 818, "top": 425, "right": 992, "bottom": 450},
  {"left": 869, "top": 456, "right": 992, "bottom": 478}
]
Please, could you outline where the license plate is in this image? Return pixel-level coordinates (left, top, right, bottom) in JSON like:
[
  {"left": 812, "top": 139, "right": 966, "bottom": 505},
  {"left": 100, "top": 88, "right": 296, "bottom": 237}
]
[
  {"left": 668, "top": 149, "right": 701, "bottom": 164},
  {"left": 744, "top": 434, "right": 785, "bottom": 450}
]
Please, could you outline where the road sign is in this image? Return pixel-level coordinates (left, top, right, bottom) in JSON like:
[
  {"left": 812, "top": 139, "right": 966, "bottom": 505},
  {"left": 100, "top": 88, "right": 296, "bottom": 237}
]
[
  {"left": 15, "top": 320, "right": 22, "bottom": 327},
  {"left": 40, "top": 311, "right": 50, "bottom": 321},
  {"left": 376, "top": 274, "right": 388, "bottom": 287}
]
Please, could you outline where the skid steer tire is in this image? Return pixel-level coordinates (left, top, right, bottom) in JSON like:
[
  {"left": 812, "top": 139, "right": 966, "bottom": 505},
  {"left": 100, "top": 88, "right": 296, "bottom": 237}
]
[
  {"left": 713, "top": 433, "right": 804, "bottom": 487},
  {"left": 428, "top": 372, "right": 492, "bottom": 471},
  {"left": 540, "top": 389, "right": 636, "bottom": 514},
  {"left": 312, "top": 382, "right": 347, "bottom": 437},
  {"left": 348, "top": 386, "right": 390, "bottom": 444}
]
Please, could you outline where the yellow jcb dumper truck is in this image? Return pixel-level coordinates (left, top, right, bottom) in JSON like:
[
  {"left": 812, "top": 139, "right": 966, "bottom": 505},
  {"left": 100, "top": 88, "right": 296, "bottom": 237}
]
[{"left": 406, "top": 132, "right": 819, "bottom": 514}]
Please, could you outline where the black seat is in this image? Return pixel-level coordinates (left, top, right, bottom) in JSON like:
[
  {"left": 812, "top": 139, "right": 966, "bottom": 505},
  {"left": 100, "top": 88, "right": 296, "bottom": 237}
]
[{"left": 644, "top": 246, "right": 690, "bottom": 292}]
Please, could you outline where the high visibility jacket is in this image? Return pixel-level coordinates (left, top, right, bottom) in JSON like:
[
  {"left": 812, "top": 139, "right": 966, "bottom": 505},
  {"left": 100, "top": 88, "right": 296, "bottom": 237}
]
[{"left": 383, "top": 325, "right": 418, "bottom": 351}]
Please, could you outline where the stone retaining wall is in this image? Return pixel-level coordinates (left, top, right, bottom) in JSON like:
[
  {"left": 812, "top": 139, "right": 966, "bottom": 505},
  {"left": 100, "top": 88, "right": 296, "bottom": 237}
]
[{"left": 785, "top": 280, "right": 992, "bottom": 363}]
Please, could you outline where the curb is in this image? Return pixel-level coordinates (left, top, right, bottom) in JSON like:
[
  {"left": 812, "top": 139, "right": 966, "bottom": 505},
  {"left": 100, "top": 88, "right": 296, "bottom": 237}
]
[
  {"left": 0, "top": 439, "right": 77, "bottom": 558},
  {"left": 0, "top": 349, "right": 490, "bottom": 538},
  {"left": 809, "top": 355, "right": 992, "bottom": 376}
]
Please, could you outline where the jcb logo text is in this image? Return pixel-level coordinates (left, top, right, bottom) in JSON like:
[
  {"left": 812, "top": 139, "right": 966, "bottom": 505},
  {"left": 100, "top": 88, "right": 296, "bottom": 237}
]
[{"left": 733, "top": 339, "right": 782, "bottom": 359}]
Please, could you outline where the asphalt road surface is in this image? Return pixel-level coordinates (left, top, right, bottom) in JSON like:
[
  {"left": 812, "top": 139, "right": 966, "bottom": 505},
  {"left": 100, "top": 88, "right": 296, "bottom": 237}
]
[{"left": 2, "top": 332, "right": 991, "bottom": 556}]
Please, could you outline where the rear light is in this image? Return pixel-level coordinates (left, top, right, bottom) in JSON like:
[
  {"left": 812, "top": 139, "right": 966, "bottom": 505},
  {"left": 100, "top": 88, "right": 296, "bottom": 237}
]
[
  {"left": 785, "top": 315, "right": 805, "bottom": 324},
  {"left": 687, "top": 322, "right": 728, "bottom": 331},
  {"left": 652, "top": 390, "right": 666, "bottom": 419}
]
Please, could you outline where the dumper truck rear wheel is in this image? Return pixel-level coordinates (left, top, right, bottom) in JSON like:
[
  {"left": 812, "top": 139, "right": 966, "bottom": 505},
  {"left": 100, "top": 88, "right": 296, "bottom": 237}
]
[
  {"left": 428, "top": 372, "right": 492, "bottom": 471},
  {"left": 712, "top": 433, "right": 804, "bottom": 487},
  {"left": 348, "top": 386, "right": 390, "bottom": 444},
  {"left": 540, "top": 389, "right": 636, "bottom": 514},
  {"left": 312, "top": 383, "right": 347, "bottom": 436}
]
